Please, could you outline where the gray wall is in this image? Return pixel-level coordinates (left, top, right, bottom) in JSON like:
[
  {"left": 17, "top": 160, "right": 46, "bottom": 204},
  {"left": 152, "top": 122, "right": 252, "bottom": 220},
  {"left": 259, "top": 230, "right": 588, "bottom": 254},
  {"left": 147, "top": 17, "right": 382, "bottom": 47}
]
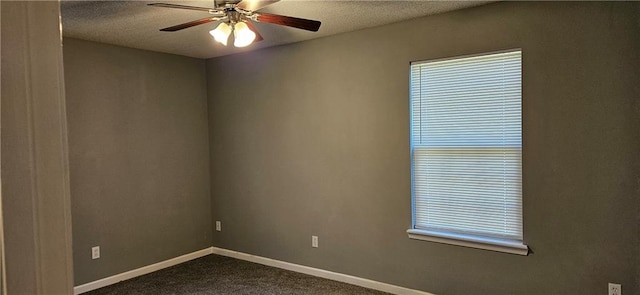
[
  {"left": 64, "top": 38, "right": 212, "bottom": 285},
  {"left": 207, "top": 2, "right": 640, "bottom": 294},
  {"left": 2, "top": 1, "right": 74, "bottom": 294}
]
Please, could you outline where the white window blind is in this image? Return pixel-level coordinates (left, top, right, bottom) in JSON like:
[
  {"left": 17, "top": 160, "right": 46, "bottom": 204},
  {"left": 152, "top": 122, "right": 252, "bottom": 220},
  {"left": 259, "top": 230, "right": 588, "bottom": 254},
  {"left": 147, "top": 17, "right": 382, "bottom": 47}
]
[{"left": 409, "top": 50, "right": 524, "bottom": 251}]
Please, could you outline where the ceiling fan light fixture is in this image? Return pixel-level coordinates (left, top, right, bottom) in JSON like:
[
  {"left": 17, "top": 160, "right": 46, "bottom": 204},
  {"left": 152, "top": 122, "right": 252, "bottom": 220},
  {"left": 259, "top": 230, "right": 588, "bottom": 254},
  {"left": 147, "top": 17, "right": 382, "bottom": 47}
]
[
  {"left": 209, "top": 22, "right": 232, "bottom": 46},
  {"left": 151, "top": 1, "right": 321, "bottom": 48},
  {"left": 233, "top": 21, "right": 256, "bottom": 47}
]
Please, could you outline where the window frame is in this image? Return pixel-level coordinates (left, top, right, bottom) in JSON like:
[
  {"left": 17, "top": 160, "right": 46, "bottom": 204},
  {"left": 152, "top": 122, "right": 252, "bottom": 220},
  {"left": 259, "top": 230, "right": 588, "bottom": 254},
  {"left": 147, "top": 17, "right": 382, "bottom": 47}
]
[{"left": 406, "top": 49, "right": 529, "bottom": 255}]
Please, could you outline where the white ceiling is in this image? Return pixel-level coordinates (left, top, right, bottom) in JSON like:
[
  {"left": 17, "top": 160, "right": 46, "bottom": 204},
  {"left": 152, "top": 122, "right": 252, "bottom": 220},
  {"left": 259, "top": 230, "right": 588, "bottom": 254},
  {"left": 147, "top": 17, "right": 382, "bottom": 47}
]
[{"left": 61, "top": 0, "right": 492, "bottom": 59}]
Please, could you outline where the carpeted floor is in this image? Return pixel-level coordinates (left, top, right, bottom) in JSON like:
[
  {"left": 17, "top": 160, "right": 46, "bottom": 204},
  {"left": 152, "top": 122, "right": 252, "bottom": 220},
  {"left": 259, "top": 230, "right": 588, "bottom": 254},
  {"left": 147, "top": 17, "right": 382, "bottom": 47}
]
[{"left": 85, "top": 254, "right": 391, "bottom": 295}]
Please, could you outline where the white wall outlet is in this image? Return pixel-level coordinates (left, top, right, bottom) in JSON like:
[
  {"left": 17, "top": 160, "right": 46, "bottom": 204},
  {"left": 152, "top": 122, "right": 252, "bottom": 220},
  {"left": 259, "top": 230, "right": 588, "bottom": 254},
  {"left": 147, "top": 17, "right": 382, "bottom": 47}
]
[
  {"left": 311, "top": 235, "right": 318, "bottom": 248},
  {"left": 609, "top": 283, "right": 621, "bottom": 295},
  {"left": 91, "top": 246, "right": 100, "bottom": 259},
  {"left": 215, "top": 221, "right": 221, "bottom": 231}
]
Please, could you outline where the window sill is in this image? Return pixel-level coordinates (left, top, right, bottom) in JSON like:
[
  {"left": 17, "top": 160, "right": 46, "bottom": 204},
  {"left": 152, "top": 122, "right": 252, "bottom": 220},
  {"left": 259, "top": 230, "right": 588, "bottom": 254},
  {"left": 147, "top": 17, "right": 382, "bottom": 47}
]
[{"left": 407, "top": 229, "right": 529, "bottom": 256}]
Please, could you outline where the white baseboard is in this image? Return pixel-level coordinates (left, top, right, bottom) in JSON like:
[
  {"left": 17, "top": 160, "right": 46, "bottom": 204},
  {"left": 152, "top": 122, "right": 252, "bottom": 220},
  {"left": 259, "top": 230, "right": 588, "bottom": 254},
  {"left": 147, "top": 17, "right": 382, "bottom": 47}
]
[
  {"left": 211, "top": 247, "right": 434, "bottom": 295},
  {"left": 73, "top": 247, "right": 213, "bottom": 294},
  {"left": 74, "top": 246, "right": 433, "bottom": 295}
]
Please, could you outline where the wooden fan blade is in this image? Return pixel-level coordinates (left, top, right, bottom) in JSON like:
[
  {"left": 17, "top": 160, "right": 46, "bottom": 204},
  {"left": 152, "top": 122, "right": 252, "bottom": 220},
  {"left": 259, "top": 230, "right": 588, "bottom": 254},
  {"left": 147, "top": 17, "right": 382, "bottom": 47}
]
[
  {"left": 236, "top": 0, "right": 279, "bottom": 12},
  {"left": 244, "top": 21, "right": 264, "bottom": 42},
  {"left": 160, "top": 17, "right": 221, "bottom": 32},
  {"left": 256, "top": 13, "right": 321, "bottom": 32},
  {"left": 148, "top": 3, "right": 222, "bottom": 14}
]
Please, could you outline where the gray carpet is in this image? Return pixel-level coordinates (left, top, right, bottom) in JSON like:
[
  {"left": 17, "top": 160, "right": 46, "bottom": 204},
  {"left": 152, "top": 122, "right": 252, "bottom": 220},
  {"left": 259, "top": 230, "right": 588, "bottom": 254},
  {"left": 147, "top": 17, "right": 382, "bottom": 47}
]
[{"left": 85, "top": 254, "right": 391, "bottom": 295}]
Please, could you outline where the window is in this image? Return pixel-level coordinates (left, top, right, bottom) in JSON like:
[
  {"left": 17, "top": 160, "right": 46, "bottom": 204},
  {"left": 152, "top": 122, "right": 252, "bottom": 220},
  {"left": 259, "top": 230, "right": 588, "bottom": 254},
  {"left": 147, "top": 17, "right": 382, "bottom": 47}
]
[{"left": 407, "top": 50, "right": 528, "bottom": 255}]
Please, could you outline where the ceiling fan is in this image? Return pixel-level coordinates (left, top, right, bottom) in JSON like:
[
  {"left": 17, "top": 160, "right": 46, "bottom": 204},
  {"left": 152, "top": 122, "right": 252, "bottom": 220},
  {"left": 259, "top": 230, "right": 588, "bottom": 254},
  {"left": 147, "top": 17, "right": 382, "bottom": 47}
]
[{"left": 149, "top": 0, "right": 321, "bottom": 47}]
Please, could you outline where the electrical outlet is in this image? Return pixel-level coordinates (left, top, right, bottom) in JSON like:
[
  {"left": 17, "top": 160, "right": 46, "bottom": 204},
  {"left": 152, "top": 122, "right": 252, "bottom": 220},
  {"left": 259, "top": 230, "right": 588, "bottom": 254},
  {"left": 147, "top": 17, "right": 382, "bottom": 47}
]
[
  {"left": 91, "top": 246, "right": 100, "bottom": 259},
  {"left": 215, "top": 221, "right": 221, "bottom": 231},
  {"left": 609, "top": 283, "right": 621, "bottom": 295},
  {"left": 311, "top": 235, "right": 318, "bottom": 248}
]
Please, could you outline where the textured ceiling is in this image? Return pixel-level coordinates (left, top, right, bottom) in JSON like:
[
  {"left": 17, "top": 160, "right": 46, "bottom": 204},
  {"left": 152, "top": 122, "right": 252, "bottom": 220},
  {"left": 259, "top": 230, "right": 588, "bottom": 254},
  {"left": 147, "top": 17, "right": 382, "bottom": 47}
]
[{"left": 62, "top": 1, "right": 492, "bottom": 59}]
